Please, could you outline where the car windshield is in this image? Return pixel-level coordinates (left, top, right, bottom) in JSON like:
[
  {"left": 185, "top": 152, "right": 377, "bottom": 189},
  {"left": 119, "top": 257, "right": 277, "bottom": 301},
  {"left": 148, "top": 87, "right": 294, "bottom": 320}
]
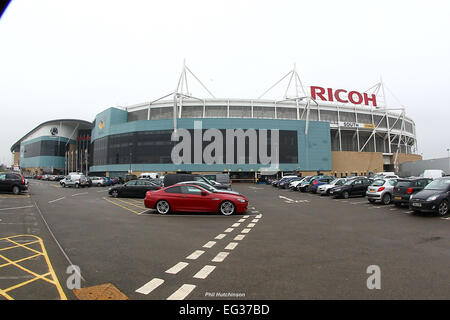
[
  {"left": 195, "top": 183, "right": 217, "bottom": 193},
  {"left": 424, "top": 179, "right": 450, "bottom": 191},
  {"left": 371, "top": 179, "right": 386, "bottom": 187},
  {"left": 344, "top": 179, "right": 356, "bottom": 185}
]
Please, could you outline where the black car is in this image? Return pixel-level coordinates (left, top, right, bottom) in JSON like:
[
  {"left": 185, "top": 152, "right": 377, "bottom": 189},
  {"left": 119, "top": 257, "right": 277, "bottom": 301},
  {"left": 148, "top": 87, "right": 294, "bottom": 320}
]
[
  {"left": 108, "top": 179, "right": 161, "bottom": 198},
  {"left": 409, "top": 177, "right": 450, "bottom": 216},
  {"left": 0, "top": 172, "right": 28, "bottom": 195},
  {"left": 163, "top": 173, "right": 229, "bottom": 189},
  {"left": 392, "top": 178, "right": 432, "bottom": 207},
  {"left": 329, "top": 178, "right": 373, "bottom": 198}
]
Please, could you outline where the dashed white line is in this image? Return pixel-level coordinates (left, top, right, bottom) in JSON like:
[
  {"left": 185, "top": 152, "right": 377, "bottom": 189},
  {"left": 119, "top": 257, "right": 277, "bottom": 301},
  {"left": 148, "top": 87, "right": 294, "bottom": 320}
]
[
  {"left": 186, "top": 250, "right": 205, "bottom": 260},
  {"left": 48, "top": 197, "right": 65, "bottom": 204},
  {"left": 247, "top": 223, "right": 256, "bottom": 228},
  {"left": 243, "top": 215, "right": 249, "bottom": 218},
  {"left": 72, "top": 192, "right": 88, "bottom": 197},
  {"left": 225, "top": 242, "right": 238, "bottom": 250},
  {"left": 256, "top": 214, "right": 262, "bottom": 218},
  {"left": 0, "top": 205, "right": 34, "bottom": 211},
  {"left": 136, "top": 278, "right": 164, "bottom": 295},
  {"left": 238, "top": 218, "right": 246, "bottom": 222},
  {"left": 224, "top": 228, "right": 234, "bottom": 233},
  {"left": 251, "top": 219, "right": 259, "bottom": 223},
  {"left": 165, "top": 262, "right": 189, "bottom": 274},
  {"left": 241, "top": 228, "right": 251, "bottom": 234},
  {"left": 193, "top": 265, "right": 216, "bottom": 279},
  {"left": 234, "top": 234, "right": 245, "bottom": 241},
  {"left": 167, "top": 284, "right": 196, "bottom": 300},
  {"left": 203, "top": 241, "right": 216, "bottom": 248},
  {"left": 232, "top": 223, "right": 240, "bottom": 227},
  {"left": 212, "top": 252, "right": 229, "bottom": 262},
  {"left": 215, "top": 234, "right": 226, "bottom": 239}
]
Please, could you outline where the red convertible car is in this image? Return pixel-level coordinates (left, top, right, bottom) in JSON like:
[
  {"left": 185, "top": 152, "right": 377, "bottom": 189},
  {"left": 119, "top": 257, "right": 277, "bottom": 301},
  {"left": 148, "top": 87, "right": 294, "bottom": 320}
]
[{"left": 144, "top": 184, "right": 248, "bottom": 215}]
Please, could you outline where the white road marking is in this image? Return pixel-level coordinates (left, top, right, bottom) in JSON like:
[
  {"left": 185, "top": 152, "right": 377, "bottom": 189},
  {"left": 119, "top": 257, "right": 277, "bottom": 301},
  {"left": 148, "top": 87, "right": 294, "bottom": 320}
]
[
  {"left": 203, "top": 241, "right": 216, "bottom": 248},
  {"left": 193, "top": 265, "right": 216, "bottom": 279},
  {"left": 165, "top": 262, "right": 189, "bottom": 274},
  {"left": 247, "top": 223, "right": 256, "bottom": 228},
  {"left": 256, "top": 214, "right": 262, "bottom": 218},
  {"left": 215, "top": 234, "right": 226, "bottom": 239},
  {"left": 167, "top": 284, "right": 196, "bottom": 300},
  {"left": 232, "top": 223, "right": 240, "bottom": 227},
  {"left": 97, "top": 190, "right": 108, "bottom": 193},
  {"left": 72, "top": 192, "right": 88, "bottom": 197},
  {"left": 251, "top": 219, "right": 259, "bottom": 223},
  {"left": 225, "top": 242, "right": 238, "bottom": 250},
  {"left": 351, "top": 201, "right": 369, "bottom": 204},
  {"left": 406, "top": 211, "right": 414, "bottom": 214},
  {"left": 441, "top": 217, "right": 450, "bottom": 220},
  {"left": 186, "top": 250, "right": 205, "bottom": 260},
  {"left": 241, "top": 228, "right": 251, "bottom": 234},
  {"left": 224, "top": 228, "right": 234, "bottom": 233},
  {"left": 251, "top": 210, "right": 259, "bottom": 213},
  {"left": 136, "top": 278, "right": 164, "bottom": 295},
  {"left": 0, "top": 205, "right": 34, "bottom": 211},
  {"left": 48, "top": 197, "right": 65, "bottom": 203},
  {"left": 279, "top": 195, "right": 294, "bottom": 202},
  {"left": 212, "top": 252, "right": 229, "bottom": 262},
  {"left": 234, "top": 234, "right": 245, "bottom": 241},
  {"left": 243, "top": 215, "right": 249, "bottom": 218},
  {"left": 238, "top": 219, "right": 246, "bottom": 222}
]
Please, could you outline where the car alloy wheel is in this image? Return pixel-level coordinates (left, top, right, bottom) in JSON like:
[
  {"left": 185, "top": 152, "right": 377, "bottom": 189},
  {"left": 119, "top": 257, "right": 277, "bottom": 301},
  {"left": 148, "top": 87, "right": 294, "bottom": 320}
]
[
  {"left": 438, "top": 200, "right": 449, "bottom": 216},
  {"left": 61, "top": 183, "right": 65, "bottom": 188},
  {"left": 97, "top": 183, "right": 102, "bottom": 187},
  {"left": 156, "top": 200, "right": 170, "bottom": 214},
  {"left": 12, "top": 186, "right": 20, "bottom": 195},
  {"left": 343, "top": 191, "right": 349, "bottom": 199},
  {"left": 382, "top": 193, "right": 391, "bottom": 205},
  {"left": 219, "top": 201, "right": 235, "bottom": 216},
  {"left": 111, "top": 190, "right": 119, "bottom": 198},
  {"left": 75, "top": 183, "right": 79, "bottom": 188}
]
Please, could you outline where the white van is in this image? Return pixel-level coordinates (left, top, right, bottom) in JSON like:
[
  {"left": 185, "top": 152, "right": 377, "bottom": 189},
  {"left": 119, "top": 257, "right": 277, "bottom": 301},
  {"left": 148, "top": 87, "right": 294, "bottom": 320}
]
[
  {"left": 421, "top": 169, "right": 446, "bottom": 179},
  {"left": 139, "top": 172, "right": 160, "bottom": 179}
]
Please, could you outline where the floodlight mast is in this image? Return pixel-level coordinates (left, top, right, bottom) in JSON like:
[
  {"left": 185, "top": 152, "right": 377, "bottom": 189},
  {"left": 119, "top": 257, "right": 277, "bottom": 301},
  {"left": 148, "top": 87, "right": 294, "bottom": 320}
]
[{"left": 171, "top": 60, "right": 215, "bottom": 136}]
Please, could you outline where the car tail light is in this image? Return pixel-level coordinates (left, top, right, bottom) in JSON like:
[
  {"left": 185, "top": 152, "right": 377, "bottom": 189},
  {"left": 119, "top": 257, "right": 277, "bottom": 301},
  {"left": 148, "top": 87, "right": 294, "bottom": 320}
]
[
  {"left": 157, "top": 186, "right": 161, "bottom": 190},
  {"left": 377, "top": 187, "right": 385, "bottom": 192},
  {"left": 406, "top": 188, "right": 413, "bottom": 194},
  {"left": 20, "top": 175, "right": 25, "bottom": 184},
  {"left": 314, "top": 181, "right": 318, "bottom": 185}
]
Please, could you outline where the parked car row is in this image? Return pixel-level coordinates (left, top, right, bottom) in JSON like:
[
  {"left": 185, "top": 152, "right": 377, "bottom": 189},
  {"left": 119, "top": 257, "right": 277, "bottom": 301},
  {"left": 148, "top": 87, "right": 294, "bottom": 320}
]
[{"left": 270, "top": 174, "right": 450, "bottom": 216}]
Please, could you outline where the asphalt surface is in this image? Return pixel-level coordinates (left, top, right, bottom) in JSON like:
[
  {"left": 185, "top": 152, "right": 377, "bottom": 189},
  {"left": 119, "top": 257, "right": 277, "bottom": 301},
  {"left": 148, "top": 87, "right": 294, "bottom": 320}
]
[{"left": 0, "top": 180, "right": 449, "bottom": 300}]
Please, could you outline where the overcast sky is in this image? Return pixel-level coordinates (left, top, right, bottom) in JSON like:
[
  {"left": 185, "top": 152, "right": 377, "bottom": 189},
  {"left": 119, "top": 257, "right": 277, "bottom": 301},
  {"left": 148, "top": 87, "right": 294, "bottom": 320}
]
[{"left": 1, "top": 0, "right": 449, "bottom": 165}]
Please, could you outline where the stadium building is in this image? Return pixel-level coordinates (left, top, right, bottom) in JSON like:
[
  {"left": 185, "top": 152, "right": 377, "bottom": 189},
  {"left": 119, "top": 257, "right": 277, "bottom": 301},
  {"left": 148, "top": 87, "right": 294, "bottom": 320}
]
[{"left": 11, "top": 64, "right": 421, "bottom": 179}]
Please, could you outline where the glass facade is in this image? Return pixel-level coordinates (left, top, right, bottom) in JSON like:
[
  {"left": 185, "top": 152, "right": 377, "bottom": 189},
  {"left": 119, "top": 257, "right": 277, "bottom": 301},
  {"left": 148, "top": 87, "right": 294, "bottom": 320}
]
[
  {"left": 92, "top": 129, "right": 298, "bottom": 166},
  {"left": 22, "top": 140, "right": 67, "bottom": 158}
]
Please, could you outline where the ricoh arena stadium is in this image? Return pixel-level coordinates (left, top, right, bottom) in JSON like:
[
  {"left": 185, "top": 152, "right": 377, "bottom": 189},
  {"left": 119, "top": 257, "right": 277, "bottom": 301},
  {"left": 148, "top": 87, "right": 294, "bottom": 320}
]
[{"left": 11, "top": 65, "right": 421, "bottom": 180}]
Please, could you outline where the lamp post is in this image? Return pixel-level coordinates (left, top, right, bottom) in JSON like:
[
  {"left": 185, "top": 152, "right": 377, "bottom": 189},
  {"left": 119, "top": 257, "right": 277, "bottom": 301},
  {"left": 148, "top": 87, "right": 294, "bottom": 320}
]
[{"left": 447, "top": 148, "right": 449, "bottom": 174}]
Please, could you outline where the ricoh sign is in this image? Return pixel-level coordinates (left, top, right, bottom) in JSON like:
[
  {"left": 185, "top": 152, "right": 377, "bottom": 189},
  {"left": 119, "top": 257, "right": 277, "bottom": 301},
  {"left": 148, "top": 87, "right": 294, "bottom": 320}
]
[{"left": 310, "top": 86, "right": 377, "bottom": 107}]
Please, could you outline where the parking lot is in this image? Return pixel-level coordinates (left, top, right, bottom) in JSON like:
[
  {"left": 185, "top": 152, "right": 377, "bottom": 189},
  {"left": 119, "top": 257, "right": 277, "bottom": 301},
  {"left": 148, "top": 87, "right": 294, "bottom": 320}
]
[{"left": 0, "top": 179, "right": 449, "bottom": 300}]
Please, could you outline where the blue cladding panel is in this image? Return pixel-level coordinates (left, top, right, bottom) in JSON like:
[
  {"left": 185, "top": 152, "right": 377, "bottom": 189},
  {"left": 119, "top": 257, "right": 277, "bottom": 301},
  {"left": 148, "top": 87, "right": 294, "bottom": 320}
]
[{"left": 90, "top": 113, "right": 331, "bottom": 172}]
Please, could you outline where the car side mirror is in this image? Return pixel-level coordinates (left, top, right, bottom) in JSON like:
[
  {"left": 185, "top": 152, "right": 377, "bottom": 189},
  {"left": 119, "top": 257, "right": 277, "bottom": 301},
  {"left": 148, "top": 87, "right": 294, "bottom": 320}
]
[{"left": 201, "top": 191, "right": 208, "bottom": 196}]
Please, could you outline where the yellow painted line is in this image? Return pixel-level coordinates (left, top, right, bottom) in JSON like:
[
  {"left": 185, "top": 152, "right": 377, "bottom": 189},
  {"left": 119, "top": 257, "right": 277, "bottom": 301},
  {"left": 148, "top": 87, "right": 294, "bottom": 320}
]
[
  {"left": 0, "top": 288, "right": 13, "bottom": 300},
  {"left": 114, "top": 198, "right": 146, "bottom": 209},
  {"left": 0, "top": 252, "right": 42, "bottom": 268},
  {"left": 103, "top": 197, "right": 141, "bottom": 215},
  {"left": 0, "top": 239, "right": 40, "bottom": 252},
  {"left": 3, "top": 272, "right": 52, "bottom": 293},
  {"left": 6, "top": 238, "right": 43, "bottom": 256},
  {"left": 0, "top": 235, "right": 67, "bottom": 300}
]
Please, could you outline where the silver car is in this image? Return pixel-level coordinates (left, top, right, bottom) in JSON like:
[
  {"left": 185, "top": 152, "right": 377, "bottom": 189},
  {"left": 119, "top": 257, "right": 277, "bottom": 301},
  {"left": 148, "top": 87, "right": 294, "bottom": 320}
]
[
  {"left": 366, "top": 178, "right": 398, "bottom": 205},
  {"left": 91, "top": 176, "right": 106, "bottom": 187},
  {"left": 178, "top": 181, "right": 240, "bottom": 195},
  {"left": 317, "top": 178, "right": 348, "bottom": 195},
  {"left": 60, "top": 174, "right": 88, "bottom": 188}
]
